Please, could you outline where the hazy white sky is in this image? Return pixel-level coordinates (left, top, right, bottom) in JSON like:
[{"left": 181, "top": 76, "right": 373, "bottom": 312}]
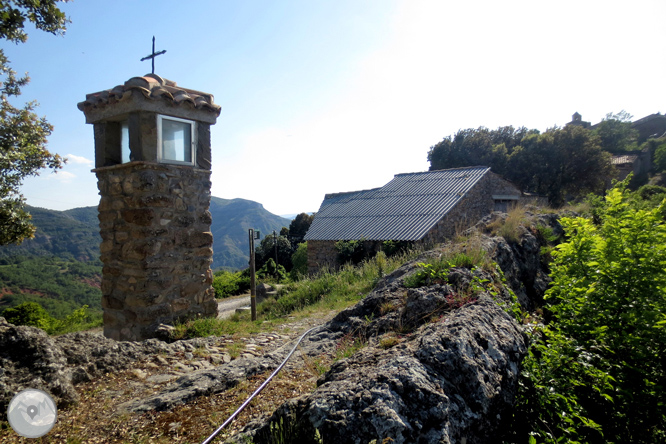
[{"left": 7, "top": 0, "right": 666, "bottom": 216}]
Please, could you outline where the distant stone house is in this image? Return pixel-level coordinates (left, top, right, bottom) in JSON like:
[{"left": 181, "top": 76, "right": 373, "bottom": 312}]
[
  {"left": 611, "top": 149, "right": 652, "bottom": 183},
  {"left": 303, "top": 166, "right": 521, "bottom": 274}
]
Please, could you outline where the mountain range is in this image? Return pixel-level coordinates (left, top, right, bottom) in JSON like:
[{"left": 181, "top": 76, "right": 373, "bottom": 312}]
[{"left": 0, "top": 198, "right": 292, "bottom": 270}]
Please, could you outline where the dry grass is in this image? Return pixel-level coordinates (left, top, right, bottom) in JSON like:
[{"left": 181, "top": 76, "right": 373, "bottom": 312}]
[{"left": 486, "top": 203, "right": 531, "bottom": 243}]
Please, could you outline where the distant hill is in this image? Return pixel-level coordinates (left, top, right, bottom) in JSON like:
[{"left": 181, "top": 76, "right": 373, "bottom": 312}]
[
  {"left": 0, "top": 198, "right": 291, "bottom": 270},
  {"left": 209, "top": 197, "right": 291, "bottom": 270}
]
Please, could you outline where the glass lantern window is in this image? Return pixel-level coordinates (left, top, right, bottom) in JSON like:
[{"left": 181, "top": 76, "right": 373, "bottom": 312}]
[
  {"left": 158, "top": 115, "right": 195, "bottom": 165},
  {"left": 121, "top": 121, "right": 130, "bottom": 163}
]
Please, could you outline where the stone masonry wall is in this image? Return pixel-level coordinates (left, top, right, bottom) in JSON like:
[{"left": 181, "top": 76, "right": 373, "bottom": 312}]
[
  {"left": 95, "top": 162, "right": 218, "bottom": 341},
  {"left": 421, "top": 172, "right": 520, "bottom": 246},
  {"left": 306, "top": 240, "right": 338, "bottom": 275}
]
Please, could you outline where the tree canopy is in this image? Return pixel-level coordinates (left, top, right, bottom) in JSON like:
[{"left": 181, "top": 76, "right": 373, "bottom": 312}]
[
  {"left": 0, "top": 0, "right": 68, "bottom": 245},
  {"left": 592, "top": 110, "right": 638, "bottom": 153},
  {"left": 427, "top": 124, "right": 614, "bottom": 206}
]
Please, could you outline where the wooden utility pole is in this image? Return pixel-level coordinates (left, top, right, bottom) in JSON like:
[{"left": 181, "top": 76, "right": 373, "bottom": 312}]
[
  {"left": 273, "top": 230, "right": 278, "bottom": 276},
  {"left": 249, "top": 229, "right": 257, "bottom": 321}
]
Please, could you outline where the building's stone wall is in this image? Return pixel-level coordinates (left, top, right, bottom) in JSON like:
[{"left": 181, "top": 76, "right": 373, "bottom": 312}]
[
  {"left": 306, "top": 240, "right": 338, "bottom": 275},
  {"left": 95, "top": 161, "right": 218, "bottom": 341},
  {"left": 421, "top": 172, "right": 520, "bottom": 245}
]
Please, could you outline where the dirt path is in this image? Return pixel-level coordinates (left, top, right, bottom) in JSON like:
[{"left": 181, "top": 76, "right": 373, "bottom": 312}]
[{"left": 216, "top": 293, "right": 251, "bottom": 319}]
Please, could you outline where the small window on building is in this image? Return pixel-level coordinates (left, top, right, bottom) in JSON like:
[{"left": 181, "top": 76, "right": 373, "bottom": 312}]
[
  {"left": 121, "top": 121, "right": 131, "bottom": 163},
  {"left": 157, "top": 115, "right": 195, "bottom": 165}
]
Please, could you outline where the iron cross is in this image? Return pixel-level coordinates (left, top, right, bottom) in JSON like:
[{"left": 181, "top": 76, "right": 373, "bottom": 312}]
[{"left": 140, "top": 36, "right": 166, "bottom": 74}]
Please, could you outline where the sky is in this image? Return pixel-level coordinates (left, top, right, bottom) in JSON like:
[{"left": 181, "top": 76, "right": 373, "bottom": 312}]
[{"left": 5, "top": 0, "right": 666, "bottom": 217}]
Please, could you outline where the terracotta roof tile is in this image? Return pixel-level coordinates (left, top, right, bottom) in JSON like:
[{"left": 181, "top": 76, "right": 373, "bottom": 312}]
[{"left": 77, "top": 74, "right": 221, "bottom": 117}]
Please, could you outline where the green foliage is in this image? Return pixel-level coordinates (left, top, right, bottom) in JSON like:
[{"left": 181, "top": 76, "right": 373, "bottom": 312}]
[
  {"left": 404, "top": 261, "right": 449, "bottom": 288},
  {"left": 255, "top": 234, "right": 292, "bottom": 271},
  {"left": 334, "top": 239, "right": 367, "bottom": 265},
  {"left": 508, "top": 125, "right": 613, "bottom": 206},
  {"left": 404, "top": 236, "right": 490, "bottom": 288},
  {"left": 593, "top": 110, "right": 639, "bottom": 153},
  {"left": 2, "top": 301, "right": 101, "bottom": 335},
  {"left": 427, "top": 125, "right": 533, "bottom": 176},
  {"left": 427, "top": 124, "right": 615, "bottom": 207},
  {"left": 2, "top": 301, "right": 50, "bottom": 329},
  {"left": 287, "top": 213, "right": 315, "bottom": 244},
  {"left": 0, "top": 255, "right": 102, "bottom": 316},
  {"left": 509, "top": 186, "right": 666, "bottom": 443},
  {"left": 654, "top": 140, "right": 666, "bottom": 173},
  {"left": 257, "top": 258, "right": 288, "bottom": 282},
  {"left": 0, "top": 1, "right": 68, "bottom": 245},
  {"left": 289, "top": 242, "right": 308, "bottom": 280},
  {"left": 212, "top": 269, "right": 251, "bottom": 298},
  {"left": 381, "top": 240, "right": 412, "bottom": 257}
]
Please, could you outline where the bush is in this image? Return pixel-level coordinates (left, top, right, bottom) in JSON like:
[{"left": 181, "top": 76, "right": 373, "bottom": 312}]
[
  {"left": 2, "top": 301, "right": 51, "bottom": 329},
  {"left": 290, "top": 242, "right": 308, "bottom": 280},
  {"left": 509, "top": 185, "right": 666, "bottom": 443},
  {"left": 212, "top": 270, "right": 251, "bottom": 298},
  {"left": 257, "top": 258, "right": 287, "bottom": 282},
  {"left": 2, "top": 302, "right": 100, "bottom": 335},
  {"left": 335, "top": 240, "right": 368, "bottom": 265}
]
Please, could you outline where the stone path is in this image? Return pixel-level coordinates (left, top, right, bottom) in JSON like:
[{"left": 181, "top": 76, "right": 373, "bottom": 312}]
[{"left": 118, "top": 311, "right": 340, "bottom": 413}]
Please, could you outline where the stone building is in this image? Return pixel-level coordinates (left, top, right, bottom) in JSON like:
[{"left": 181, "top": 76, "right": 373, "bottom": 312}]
[
  {"left": 566, "top": 112, "right": 591, "bottom": 129},
  {"left": 304, "top": 166, "right": 521, "bottom": 274},
  {"left": 78, "top": 74, "right": 220, "bottom": 341}
]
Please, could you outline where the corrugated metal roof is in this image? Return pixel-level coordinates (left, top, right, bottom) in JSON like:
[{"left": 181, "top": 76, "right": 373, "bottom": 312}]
[{"left": 304, "top": 166, "right": 491, "bottom": 241}]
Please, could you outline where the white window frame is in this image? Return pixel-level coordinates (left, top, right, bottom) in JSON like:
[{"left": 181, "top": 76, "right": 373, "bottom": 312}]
[{"left": 157, "top": 114, "right": 196, "bottom": 166}]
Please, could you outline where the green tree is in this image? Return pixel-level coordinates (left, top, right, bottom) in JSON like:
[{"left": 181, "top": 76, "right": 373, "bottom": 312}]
[
  {"left": 653, "top": 140, "right": 666, "bottom": 173},
  {"left": 255, "top": 234, "right": 292, "bottom": 271},
  {"left": 290, "top": 241, "right": 308, "bottom": 280},
  {"left": 288, "top": 213, "right": 315, "bottom": 244},
  {"left": 427, "top": 126, "right": 533, "bottom": 176},
  {"left": 593, "top": 110, "right": 638, "bottom": 153},
  {"left": 510, "top": 185, "right": 666, "bottom": 443},
  {"left": 508, "top": 125, "right": 613, "bottom": 206},
  {"left": 0, "top": 1, "right": 68, "bottom": 245}
]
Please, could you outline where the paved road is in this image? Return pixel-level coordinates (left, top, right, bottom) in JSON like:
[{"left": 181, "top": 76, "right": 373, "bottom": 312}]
[{"left": 216, "top": 293, "right": 251, "bottom": 319}]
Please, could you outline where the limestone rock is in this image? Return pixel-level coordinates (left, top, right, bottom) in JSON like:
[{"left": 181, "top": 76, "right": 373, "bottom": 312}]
[
  {"left": 242, "top": 297, "right": 526, "bottom": 444},
  {"left": 0, "top": 317, "right": 79, "bottom": 413}
]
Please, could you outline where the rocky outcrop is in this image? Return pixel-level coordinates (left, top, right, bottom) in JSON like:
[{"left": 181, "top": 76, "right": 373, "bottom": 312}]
[
  {"left": 480, "top": 211, "right": 563, "bottom": 311},
  {"left": 228, "top": 259, "right": 527, "bottom": 444},
  {"left": 0, "top": 317, "right": 79, "bottom": 412},
  {"left": 0, "top": 319, "right": 242, "bottom": 418},
  {"left": 246, "top": 296, "right": 525, "bottom": 444}
]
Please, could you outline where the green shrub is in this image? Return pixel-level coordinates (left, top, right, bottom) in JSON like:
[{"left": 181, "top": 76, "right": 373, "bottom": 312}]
[
  {"left": 2, "top": 301, "right": 51, "bottom": 329},
  {"left": 257, "top": 258, "right": 287, "bottom": 282},
  {"left": 335, "top": 239, "right": 367, "bottom": 265},
  {"left": 290, "top": 242, "right": 308, "bottom": 280},
  {"left": 508, "top": 186, "right": 666, "bottom": 443},
  {"left": 212, "top": 269, "right": 251, "bottom": 298},
  {"left": 2, "top": 302, "right": 101, "bottom": 335}
]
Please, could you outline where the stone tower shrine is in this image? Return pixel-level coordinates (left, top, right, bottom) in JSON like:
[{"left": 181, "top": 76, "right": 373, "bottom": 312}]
[{"left": 78, "top": 74, "right": 220, "bottom": 341}]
